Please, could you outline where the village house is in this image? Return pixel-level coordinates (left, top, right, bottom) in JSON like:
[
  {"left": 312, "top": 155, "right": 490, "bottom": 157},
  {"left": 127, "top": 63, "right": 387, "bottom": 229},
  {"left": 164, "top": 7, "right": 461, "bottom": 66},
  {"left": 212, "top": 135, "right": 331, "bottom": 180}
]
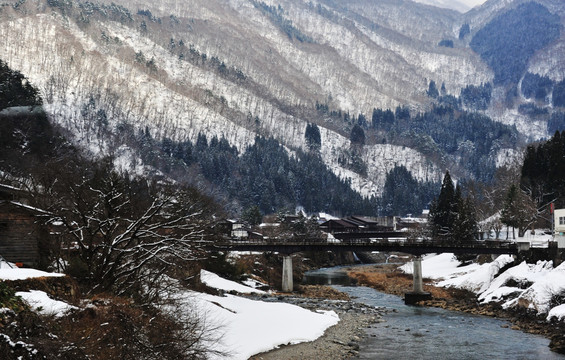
[
  {"left": 554, "top": 208, "right": 565, "bottom": 248},
  {"left": 319, "top": 216, "right": 396, "bottom": 233},
  {"left": 216, "top": 219, "right": 264, "bottom": 240}
]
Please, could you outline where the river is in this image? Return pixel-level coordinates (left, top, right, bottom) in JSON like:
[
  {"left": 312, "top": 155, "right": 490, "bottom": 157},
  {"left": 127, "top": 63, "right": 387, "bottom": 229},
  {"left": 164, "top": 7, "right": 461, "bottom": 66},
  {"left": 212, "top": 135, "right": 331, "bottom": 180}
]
[{"left": 303, "top": 266, "right": 565, "bottom": 360}]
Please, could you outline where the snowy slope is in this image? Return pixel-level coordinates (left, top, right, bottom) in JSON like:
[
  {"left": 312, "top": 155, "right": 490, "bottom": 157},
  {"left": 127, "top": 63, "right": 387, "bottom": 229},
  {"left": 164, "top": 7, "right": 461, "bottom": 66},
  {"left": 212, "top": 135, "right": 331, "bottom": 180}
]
[
  {"left": 411, "top": 0, "right": 485, "bottom": 13},
  {"left": 0, "top": 1, "right": 447, "bottom": 195},
  {"left": 0, "top": 0, "right": 561, "bottom": 196}
]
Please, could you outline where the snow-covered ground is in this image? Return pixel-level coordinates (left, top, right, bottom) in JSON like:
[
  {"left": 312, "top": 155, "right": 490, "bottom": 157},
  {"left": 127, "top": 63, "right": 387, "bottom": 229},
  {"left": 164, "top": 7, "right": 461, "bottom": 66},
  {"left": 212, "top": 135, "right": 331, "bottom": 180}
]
[
  {"left": 0, "top": 263, "right": 339, "bottom": 359},
  {"left": 0, "top": 263, "right": 75, "bottom": 318},
  {"left": 401, "top": 250, "right": 565, "bottom": 323},
  {"left": 194, "top": 269, "right": 339, "bottom": 359},
  {"left": 5, "top": 237, "right": 564, "bottom": 358},
  {"left": 0, "top": 267, "right": 65, "bottom": 281},
  {"left": 15, "top": 290, "right": 77, "bottom": 317}
]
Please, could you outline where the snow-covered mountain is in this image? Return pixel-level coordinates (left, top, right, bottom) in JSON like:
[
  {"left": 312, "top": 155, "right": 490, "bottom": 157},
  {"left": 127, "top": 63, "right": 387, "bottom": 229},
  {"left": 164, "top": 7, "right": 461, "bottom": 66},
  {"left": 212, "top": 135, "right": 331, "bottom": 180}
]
[
  {"left": 412, "top": 0, "right": 487, "bottom": 13},
  {"left": 0, "top": 0, "right": 563, "bottom": 202}
]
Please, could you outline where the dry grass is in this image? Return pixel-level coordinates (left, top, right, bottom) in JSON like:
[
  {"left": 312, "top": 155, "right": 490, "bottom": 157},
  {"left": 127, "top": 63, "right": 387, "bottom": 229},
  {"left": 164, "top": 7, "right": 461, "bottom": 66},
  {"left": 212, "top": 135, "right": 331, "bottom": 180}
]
[
  {"left": 348, "top": 266, "right": 455, "bottom": 300},
  {"left": 296, "top": 285, "right": 350, "bottom": 300}
]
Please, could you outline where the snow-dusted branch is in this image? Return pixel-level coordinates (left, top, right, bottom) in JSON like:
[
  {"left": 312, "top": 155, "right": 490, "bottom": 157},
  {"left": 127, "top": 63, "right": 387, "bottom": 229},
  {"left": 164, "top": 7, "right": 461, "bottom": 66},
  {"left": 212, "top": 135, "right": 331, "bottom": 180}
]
[{"left": 40, "top": 158, "right": 215, "bottom": 297}]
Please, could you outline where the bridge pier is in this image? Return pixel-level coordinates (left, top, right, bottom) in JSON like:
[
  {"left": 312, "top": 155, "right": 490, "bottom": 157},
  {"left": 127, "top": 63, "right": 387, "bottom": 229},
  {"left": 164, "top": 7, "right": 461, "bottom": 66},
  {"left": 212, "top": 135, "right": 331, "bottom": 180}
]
[
  {"left": 405, "top": 255, "right": 431, "bottom": 305},
  {"left": 282, "top": 255, "right": 293, "bottom": 292}
]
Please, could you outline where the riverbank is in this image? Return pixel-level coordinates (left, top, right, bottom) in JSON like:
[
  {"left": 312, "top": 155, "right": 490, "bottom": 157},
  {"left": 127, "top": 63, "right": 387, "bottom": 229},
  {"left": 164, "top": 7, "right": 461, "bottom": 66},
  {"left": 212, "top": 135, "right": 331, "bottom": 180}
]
[
  {"left": 248, "top": 285, "right": 386, "bottom": 359},
  {"left": 347, "top": 263, "right": 565, "bottom": 354}
]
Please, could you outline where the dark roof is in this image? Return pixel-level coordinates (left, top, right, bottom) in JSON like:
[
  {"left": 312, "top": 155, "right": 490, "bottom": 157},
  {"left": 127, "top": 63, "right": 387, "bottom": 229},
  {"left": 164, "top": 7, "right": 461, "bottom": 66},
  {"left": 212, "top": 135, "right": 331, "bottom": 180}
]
[
  {"left": 319, "top": 219, "right": 358, "bottom": 229},
  {"left": 349, "top": 216, "right": 379, "bottom": 225},
  {"left": 0, "top": 200, "right": 49, "bottom": 215}
]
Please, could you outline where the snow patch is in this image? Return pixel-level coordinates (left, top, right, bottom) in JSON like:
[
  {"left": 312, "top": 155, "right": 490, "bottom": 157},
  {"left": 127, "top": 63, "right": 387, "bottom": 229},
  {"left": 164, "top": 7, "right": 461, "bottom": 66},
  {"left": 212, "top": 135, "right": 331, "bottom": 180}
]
[
  {"left": 16, "top": 290, "right": 76, "bottom": 317},
  {"left": 0, "top": 268, "right": 65, "bottom": 281},
  {"left": 200, "top": 269, "right": 266, "bottom": 294}
]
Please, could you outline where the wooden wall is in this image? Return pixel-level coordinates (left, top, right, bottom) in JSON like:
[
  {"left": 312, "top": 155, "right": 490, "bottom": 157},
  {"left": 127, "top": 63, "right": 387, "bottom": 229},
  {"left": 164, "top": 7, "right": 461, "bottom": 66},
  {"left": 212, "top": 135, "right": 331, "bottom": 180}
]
[{"left": 0, "top": 203, "right": 42, "bottom": 266}]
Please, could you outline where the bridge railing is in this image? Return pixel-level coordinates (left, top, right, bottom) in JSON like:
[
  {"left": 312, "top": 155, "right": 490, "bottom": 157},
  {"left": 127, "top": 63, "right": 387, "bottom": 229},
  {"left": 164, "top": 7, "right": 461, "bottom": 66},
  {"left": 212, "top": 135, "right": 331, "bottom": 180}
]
[{"left": 214, "top": 235, "right": 517, "bottom": 250}]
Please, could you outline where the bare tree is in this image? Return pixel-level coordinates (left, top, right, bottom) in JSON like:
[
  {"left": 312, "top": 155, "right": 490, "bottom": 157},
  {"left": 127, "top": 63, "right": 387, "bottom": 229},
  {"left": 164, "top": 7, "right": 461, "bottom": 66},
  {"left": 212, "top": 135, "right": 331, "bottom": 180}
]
[
  {"left": 500, "top": 184, "right": 537, "bottom": 239},
  {"left": 42, "top": 158, "right": 215, "bottom": 298}
]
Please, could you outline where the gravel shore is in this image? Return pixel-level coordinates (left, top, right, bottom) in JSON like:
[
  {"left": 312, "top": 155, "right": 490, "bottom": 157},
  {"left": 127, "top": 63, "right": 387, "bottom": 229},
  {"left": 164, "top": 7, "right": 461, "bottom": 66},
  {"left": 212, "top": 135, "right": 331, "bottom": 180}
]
[
  {"left": 250, "top": 312, "right": 375, "bottom": 359},
  {"left": 247, "top": 287, "right": 387, "bottom": 359}
]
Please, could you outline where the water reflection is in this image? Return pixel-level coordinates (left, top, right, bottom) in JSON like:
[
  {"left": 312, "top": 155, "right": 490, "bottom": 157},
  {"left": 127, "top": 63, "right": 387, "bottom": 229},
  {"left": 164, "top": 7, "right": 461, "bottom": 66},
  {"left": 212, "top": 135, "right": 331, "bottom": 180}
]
[{"left": 302, "top": 266, "right": 356, "bottom": 286}]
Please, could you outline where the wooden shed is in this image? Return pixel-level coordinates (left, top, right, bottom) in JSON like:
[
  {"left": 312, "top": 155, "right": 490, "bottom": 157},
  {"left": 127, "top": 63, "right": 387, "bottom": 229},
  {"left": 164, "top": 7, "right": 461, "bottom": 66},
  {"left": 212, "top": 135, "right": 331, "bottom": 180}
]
[{"left": 0, "top": 200, "right": 49, "bottom": 267}]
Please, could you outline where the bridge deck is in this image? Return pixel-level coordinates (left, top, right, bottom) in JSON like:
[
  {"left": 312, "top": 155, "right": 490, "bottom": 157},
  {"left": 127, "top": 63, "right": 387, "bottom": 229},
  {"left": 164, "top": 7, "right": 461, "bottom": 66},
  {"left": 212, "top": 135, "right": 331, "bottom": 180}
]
[{"left": 211, "top": 236, "right": 518, "bottom": 255}]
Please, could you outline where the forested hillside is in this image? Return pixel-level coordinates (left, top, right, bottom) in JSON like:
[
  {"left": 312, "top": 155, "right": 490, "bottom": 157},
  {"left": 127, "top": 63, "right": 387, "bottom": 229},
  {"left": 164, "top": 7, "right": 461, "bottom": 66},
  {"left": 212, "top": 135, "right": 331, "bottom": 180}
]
[
  {"left": 0, "top": 0, "right": 563, "bottom": 218},
  {"left": 470, "top": 2, "right": 561, "bottom": 86}
]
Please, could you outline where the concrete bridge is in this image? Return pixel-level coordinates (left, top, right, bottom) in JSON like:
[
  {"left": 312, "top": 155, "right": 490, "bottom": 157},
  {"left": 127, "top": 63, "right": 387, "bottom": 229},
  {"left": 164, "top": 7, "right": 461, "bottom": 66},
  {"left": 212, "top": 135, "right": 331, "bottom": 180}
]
[{"left": 211, "top": 232, "right": 524, "bottom": 304}]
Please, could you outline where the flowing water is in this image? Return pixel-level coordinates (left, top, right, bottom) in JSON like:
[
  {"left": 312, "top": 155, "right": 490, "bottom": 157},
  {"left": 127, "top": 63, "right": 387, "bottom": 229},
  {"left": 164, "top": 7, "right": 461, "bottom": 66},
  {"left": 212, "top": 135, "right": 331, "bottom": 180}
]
[{"left": 303, "top": 267, "right": 564, "bottom": 360}]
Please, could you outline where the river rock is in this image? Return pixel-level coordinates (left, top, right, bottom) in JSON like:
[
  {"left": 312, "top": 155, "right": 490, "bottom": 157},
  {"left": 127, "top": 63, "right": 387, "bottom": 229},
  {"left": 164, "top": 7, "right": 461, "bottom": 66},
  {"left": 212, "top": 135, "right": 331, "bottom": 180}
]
[{"left": 347, "top": 341, "right": 360, "bottom": 351}]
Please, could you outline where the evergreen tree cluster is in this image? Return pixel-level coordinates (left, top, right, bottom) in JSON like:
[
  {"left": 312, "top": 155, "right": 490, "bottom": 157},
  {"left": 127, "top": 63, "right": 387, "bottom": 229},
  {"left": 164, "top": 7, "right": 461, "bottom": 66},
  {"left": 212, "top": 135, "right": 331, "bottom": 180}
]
[
  {"left": 159, "top": 134, "right": 376, "bottom": 216},
  {"left": 517, "top": 72, "right": 565, "bottom": 114},
  {"left": 548, "top": 112, "right": 565, "bottom": 134},
  {"left": 470, "top": 2, "right": 561, "bottom": 86},
  {"left": 460, "top": 83, "right": 492, "bottom": 110},
  {"left": 371, "top": 108, "right": 396, "bottom": 131},
  {"left": 521, "top": 130, "right": 565, "bottom": 209},
  {"left": 459, "top": 23, "right": 470, "bottom": 40},
  {"left": 428, "top": 80, "right": 492, "bottom": 112},
  {"left": 553, "top": 79, "right": 565, "bottom": 107},
  {"left": 427, "top": 80, "right": 439, "bottom": 98},
  {"left": 73, "top": 0, "right": 133, "bottom": 25},
  {"left": 521, "top": 72, "right": 553, "bottom": 101},
  {"left": 379, "top": 166, "right": 438, "bottom": 217},
  {"left": 371, "top": 105, "right": 518, "bottom": 182},
  {"left": 251, "top": 1, "right": 314, "bottom": 43},
  {"left": 438, "top": 39, "right": 454, "bottom": 48},
  {"left": 428, "top": 171, "right": 477, "bottom": 245},
  {"left": 304, "top": 122, "right": 321, "bottom": 150},
  {"left": 349, "top": 124, "right": 365, "bottom": 145},
  {"left": 0, "top": 59, "right": 42, "bottom": 110},
  {"left": 0, "top": 59, "right": 61, "bottom": 174},
  {"left": 518, "top": 103, "right": 548, "bottom": 117},
  {"left": 315, "top": 101, "right": 366, "bottom": 127}
]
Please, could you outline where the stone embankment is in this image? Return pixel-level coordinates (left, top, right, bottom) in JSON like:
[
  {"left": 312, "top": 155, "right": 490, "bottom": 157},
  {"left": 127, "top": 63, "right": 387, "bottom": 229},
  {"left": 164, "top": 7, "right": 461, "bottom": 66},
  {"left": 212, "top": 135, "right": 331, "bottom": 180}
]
[{"left": 248, "top": 285, "right": 388, "bottom": 359}]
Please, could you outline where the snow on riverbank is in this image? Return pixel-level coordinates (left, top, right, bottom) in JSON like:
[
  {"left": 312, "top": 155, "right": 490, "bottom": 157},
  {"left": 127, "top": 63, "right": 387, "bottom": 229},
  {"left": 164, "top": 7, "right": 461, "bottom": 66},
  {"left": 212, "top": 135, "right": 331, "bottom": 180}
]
[
  {"left": 200, "top": 269, "right": 266, "bottom": 294},
  {"left": 401, "top": 253, "right": 565, "bottom": 321},
  {"left": 190, "top": 269, "right": 339, "bottom": 359},
  {"left": 0, "top": 260, "right": 339, "bottom": 359}
]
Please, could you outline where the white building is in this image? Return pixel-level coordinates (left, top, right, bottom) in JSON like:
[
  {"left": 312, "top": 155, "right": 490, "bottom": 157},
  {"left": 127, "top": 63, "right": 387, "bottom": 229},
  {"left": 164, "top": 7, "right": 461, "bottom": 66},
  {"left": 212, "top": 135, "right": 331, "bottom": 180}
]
[{"left": 554, "top": 208, "right": 565, "bottom": 248}]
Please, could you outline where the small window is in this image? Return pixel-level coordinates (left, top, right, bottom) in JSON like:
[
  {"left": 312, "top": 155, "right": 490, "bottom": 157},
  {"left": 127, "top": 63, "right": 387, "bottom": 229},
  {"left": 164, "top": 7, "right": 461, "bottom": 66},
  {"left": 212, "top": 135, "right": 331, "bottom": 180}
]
[{"left": 560, "top": 217, "right": 565, "bottom": 225}]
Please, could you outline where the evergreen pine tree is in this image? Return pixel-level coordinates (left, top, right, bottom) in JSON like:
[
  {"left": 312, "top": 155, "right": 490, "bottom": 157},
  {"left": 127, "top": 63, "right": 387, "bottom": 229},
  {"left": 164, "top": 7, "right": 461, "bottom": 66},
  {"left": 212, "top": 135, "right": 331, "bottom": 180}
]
[
  {"left": 459, "top": 23, "right": 470, "bottom": 40},
  {"left": 0, "top": 59, "right": 42, "bottom": 110},
  {"left": 427, "top": 80, "right": 439, "bottom": 98},
  {"left": 429, "top": 171, "right": 457, "bottom": 240},
  {"left": 304, "top": 123, "right": 321, "bottom": 151},
  {"left": 350, "top": 124, "right": 365, "bottom": 145},
  {"left": 453, "top": 193, "right": 478, "bottom": 245},
  {"left": 242, "top": 205, "right": 263, "bottom": 226}
]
